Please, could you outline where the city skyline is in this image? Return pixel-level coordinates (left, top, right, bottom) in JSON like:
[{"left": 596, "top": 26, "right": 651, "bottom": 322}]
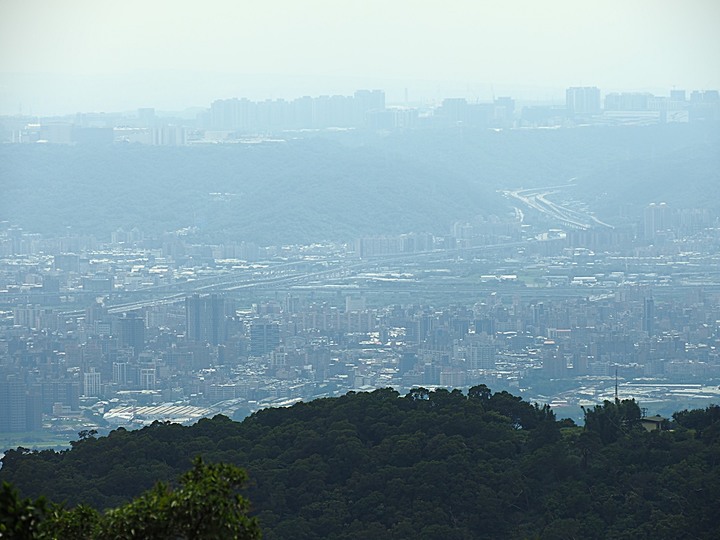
[
  {"left": 1, "top": 82, "right": 715, "bottom": 121},
  {"left": 1, "top": 0, "right": 719, "bottom": 115}
]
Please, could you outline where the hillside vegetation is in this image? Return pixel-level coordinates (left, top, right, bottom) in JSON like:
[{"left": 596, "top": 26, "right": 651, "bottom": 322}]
[
  {"left": 2, "top": 387, "right": 719, "bottom": 539},
  {"left": 2, "top": 123, "right": 717, "bottom": 244}
]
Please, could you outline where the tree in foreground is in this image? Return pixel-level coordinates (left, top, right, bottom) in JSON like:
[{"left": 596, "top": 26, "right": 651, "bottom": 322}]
[{"left": 0, "top": 458, "right": 261, "bottom": 540}]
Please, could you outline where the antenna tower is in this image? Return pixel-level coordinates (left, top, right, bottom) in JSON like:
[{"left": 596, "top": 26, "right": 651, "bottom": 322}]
[{"left": 615, "top": 368, "right": 618, "bottom": 402}]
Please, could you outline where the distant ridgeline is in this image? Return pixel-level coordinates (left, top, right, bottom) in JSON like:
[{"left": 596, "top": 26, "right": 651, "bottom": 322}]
[
  {"left": 2, "top": 122, "right": 718, "bottom": 245},
  {"left": 1, "top": 388, "right": 719, "bottom": 539}
]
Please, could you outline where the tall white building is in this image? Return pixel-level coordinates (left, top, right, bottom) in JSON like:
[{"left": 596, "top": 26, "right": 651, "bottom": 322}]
[
  {"left": 140, "top": 367, "right": 156, "bottom": 390},
  {"left": 644, "top": 202, "right": 671, "bottom": 241},
  {"left": 83, "top": 368, "right": 102, "bottom": 397},
  {"left": 566, "top": 87, "right": 601, "bottom": 115},
  {"left": 466, "top": 340, "right": 496, "bottom": 370}
]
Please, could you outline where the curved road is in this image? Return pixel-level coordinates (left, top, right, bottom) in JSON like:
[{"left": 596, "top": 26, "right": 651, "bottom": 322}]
[{"left": 504, "top": 184, "right": 613, "bottom": 230}]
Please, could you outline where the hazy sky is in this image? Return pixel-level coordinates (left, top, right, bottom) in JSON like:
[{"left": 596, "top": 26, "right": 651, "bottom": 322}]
[{"left": 1, "top": 0, "right": 719, "bottom": 115}]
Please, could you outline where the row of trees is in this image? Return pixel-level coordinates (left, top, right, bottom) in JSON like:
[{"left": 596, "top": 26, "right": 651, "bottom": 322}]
[{"left": 1, "top": 387, "right": 719, "bottom": 539}]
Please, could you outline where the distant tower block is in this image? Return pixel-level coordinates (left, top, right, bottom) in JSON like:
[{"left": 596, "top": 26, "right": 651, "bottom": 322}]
[
  {"left": 117, "top": 314, "right": 145, "bottom": 357},
  {"left": 466, "top": 339, "right": 496, "bottom": 370},
  {"left": 643, "top": 297, "right": 655, "bottom": 336},
  {"left": 566, "top": 87, "right": 601, "bottom": 116},
  {"left": 185, "top": 294, "right": 226, "bottom": 345},
  {"left": 643, "top": 202, "right": 670, "bottom": 241},
  {"left": 249, "top": 319, "right": 281, "bottom": 357}
]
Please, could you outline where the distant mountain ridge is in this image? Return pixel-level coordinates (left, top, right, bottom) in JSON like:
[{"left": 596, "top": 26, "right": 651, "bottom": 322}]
[{"left": 2, "top": 123, "right": 717, "bottom": 244}]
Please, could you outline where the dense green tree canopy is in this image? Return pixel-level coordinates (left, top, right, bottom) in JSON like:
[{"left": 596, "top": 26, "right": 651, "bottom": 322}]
[
  {"left": 1, "top": 387, "right": 719, "bottom": 539},
  {"left": 0, "top": 458, "right": 260, "bottom": 540}
]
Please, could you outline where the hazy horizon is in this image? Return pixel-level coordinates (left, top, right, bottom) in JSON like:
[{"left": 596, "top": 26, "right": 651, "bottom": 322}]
[{"left": 1, "top": 0, "right": 719, "bottom": 116}]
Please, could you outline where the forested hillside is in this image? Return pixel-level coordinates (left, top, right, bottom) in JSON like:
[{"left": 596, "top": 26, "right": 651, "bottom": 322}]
[
  {"left": 2, "top": 123, "right": 717, "bottom": 244},
  {"left": 2, "top": 388, "right": 719, "bottom": 539}
]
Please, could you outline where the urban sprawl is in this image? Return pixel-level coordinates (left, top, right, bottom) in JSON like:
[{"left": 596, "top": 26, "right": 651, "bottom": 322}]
[{"left": 1, "top": 86, "right": 719, "bottom": 444}]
